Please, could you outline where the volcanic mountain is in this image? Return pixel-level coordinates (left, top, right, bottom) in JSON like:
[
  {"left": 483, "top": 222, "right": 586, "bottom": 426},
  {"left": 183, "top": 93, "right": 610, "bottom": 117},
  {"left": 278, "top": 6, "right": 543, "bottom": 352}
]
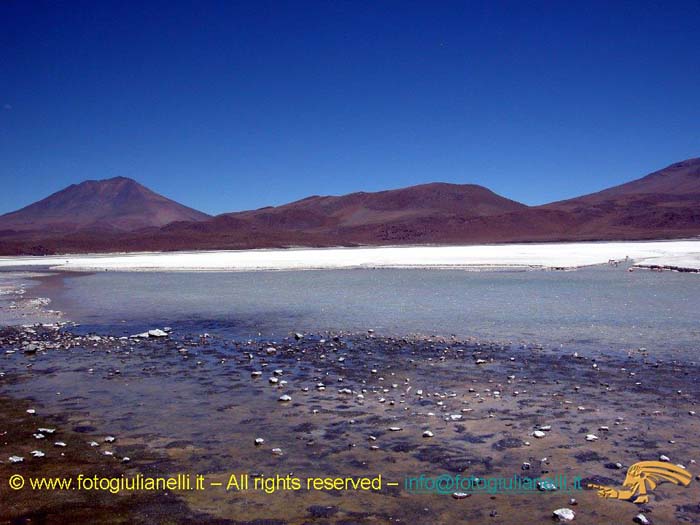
[{"left": 0, "top": 177, "right": 210, "bottom": 235}]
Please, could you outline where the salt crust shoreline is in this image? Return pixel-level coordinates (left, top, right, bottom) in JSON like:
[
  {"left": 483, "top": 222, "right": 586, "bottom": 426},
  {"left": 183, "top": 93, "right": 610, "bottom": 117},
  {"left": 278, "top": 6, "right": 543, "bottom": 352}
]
[{"left": 0, "top": 240, "right": 698, "bottom": 272}]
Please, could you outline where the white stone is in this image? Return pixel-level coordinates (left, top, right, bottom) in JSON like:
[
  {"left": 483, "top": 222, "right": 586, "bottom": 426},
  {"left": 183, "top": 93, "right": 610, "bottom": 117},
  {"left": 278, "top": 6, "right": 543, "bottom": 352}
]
[
  {"left": 633, "top": 514, "right": 650, "bottom": 525},
  {"left": 552, "top": 508, "right": 575, "bottom": 521}
]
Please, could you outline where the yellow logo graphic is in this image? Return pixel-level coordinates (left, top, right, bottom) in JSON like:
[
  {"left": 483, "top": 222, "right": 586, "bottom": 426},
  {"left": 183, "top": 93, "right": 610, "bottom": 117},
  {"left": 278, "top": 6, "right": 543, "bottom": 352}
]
[{"left": 588, "top": 461, "right": 692, "bottom": 504}]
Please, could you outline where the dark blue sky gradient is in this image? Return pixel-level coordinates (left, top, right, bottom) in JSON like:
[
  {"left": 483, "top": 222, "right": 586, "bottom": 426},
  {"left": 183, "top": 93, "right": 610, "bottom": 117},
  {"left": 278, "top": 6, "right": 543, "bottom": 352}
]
[{"left": 2, "top": 0, "right": 699, "bottom": 215}]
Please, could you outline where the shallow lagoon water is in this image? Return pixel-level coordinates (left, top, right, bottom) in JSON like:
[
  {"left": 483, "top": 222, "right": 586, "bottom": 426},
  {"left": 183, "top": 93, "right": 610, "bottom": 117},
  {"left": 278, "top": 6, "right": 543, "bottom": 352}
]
[
  {"left": 3, "top": 266, "right": 700, "bottom": 523},
  {"left": 44, "top": 266, "right": 700, "bottom": 358}
]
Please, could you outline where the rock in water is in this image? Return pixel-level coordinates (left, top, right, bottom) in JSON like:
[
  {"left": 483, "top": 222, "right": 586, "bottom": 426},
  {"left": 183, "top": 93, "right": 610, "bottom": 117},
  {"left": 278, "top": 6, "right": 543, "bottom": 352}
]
[
  {"left": 537, "top": 480, "right": 557, "bottom": 491},
  {"left": 552, "top": 508, "right": 575, "bottom": 521},
  {"left": 24, "top": 343, "right": 39, "bottom": 354},
  {"left": 148, "top": 329, "right": 168, "bottom": 338}
]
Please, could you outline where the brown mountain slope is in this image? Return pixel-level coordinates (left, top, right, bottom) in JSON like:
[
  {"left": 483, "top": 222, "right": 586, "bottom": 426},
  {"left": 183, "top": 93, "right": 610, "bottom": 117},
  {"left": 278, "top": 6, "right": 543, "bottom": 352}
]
[
  {"left": 228, "top": 182, "right": 527, "bottom": 231},
  {"left": 538, "top": 157, "right": 700, "bottom": 236},
  {"left": 549, "top": 157, "right": 700, "bottom": 206},
  {"left": 127, "top": 182, "right": 527, "bottom": 250}
]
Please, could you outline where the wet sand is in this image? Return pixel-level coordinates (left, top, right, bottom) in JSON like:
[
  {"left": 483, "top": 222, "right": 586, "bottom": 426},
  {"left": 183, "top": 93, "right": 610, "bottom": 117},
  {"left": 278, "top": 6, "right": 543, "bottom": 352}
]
[{"left": 2, "top": 324, "right": 700, "bottom": 524}]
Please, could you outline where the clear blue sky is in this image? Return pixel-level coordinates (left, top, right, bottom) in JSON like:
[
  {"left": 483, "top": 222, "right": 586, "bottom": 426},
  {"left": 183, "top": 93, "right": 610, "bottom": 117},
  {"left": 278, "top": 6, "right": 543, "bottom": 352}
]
[{"left": 2, "top": 0, "right": 699, "bottom": 215}]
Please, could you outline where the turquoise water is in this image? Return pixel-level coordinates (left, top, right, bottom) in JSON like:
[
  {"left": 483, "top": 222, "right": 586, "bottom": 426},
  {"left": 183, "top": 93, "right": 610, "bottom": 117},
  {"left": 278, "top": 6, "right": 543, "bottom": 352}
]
[{"left": 44, "top": 266, "right": 700, "bottom": 358}]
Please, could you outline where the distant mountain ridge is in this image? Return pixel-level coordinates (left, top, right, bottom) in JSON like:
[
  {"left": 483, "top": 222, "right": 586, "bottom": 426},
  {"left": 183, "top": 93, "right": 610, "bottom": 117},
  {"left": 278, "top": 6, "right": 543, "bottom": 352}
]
[
  {"left": 227, "top": 182, "right": 527, "bottom": 231},
  {"left": 1, "top": 157, "right": 699, "bottom": 255}
]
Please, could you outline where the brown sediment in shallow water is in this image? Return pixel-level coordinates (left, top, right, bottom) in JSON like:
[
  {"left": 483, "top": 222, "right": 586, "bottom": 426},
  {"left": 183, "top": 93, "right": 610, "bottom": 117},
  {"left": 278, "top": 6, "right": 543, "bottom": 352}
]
[
  {"left": 0, "top": 395, "right": 240, "bottom": 525},
  {"left": 1, "top": 326, "right": 700, "bottom": 524}
]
